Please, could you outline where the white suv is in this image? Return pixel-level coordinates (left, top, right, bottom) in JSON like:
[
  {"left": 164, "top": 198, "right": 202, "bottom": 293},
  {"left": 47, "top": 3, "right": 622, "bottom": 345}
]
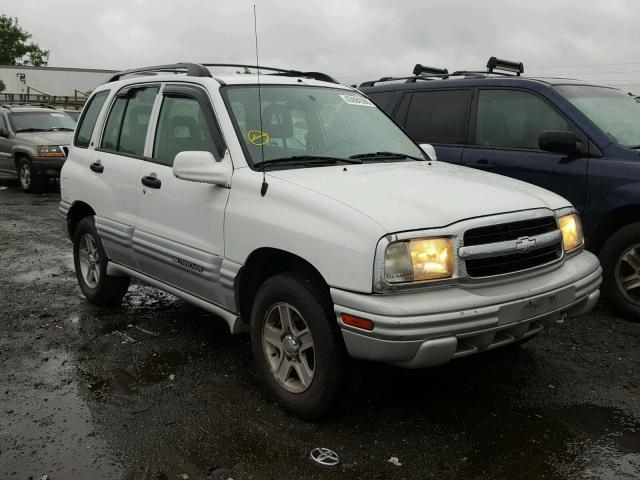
[{"left": 60, "top": 63, "right": 602, "bottom": 418}]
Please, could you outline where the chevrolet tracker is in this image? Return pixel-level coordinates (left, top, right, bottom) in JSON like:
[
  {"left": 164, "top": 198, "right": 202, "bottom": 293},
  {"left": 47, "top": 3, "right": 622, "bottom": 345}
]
[{"left": 60, "top": 62, "right": 601, "bottom": 418}]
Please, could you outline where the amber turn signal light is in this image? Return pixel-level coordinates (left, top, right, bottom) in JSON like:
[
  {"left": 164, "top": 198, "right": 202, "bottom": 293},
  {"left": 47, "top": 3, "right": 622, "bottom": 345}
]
[{"left": 341, "top": 313, "right": 374, "bottom": 331}]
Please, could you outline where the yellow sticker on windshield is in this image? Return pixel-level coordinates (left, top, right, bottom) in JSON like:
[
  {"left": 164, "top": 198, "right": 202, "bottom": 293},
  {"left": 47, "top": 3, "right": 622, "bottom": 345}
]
[{"left": 248, "top": 129, "right": 270, "bottom": 146}]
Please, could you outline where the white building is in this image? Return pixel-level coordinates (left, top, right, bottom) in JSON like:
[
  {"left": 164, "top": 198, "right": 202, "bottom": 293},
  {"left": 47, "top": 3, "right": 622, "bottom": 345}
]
[{"left": 0, "top": 65, "right": 116, "bottom": 96}]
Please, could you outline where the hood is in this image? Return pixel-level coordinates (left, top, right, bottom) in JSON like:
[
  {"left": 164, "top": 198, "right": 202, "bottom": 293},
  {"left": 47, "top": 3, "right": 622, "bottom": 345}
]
[
  {"left": 14, "top": 131, "right": 73, "bottom": 145},
  {"left": 267, "top": 161, "right": 571, "bottom": 233}
]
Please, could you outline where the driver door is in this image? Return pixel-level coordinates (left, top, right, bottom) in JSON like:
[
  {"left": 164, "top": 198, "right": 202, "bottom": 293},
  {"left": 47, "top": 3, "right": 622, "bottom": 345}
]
[
  {"left": 462, "top": 88, "right": 589, "bottom": 211},
  {"left": 0, "top": 114, "right": 13, "bottom": 173}
]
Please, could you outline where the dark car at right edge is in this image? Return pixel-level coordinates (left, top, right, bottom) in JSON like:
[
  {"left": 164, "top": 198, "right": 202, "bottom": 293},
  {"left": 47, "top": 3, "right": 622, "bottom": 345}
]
[{"left": 361, "top": 57, "right": 640, "bottom": 321}]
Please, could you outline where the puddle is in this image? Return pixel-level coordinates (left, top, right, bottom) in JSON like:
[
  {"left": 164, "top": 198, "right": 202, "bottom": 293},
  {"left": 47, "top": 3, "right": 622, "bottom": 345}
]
[{"left": 0, "top": 352, "right": 123, "bottom": 478}]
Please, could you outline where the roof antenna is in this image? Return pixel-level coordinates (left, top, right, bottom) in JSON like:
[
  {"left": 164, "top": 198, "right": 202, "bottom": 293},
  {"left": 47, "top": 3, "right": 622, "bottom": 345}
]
[{"left": 254, "top": 4, "right": 268, "bottom": 197}]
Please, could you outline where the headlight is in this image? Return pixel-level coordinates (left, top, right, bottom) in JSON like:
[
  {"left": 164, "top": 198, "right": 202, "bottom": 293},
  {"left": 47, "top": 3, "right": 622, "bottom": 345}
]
[
  {"left": 558, "top": 213, "right": 583, "bottom": 253},
  {"left": 384, "top": 237, "right": 454, "bottom": 283},
  {"left": 37, "top": 145, "right": 65, "bottom": 157}
]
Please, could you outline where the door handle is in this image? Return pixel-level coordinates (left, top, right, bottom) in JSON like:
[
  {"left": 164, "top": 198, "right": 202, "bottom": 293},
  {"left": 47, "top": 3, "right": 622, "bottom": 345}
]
[
  {"left": 465, "top": 159, "right": 495, "bottom": 170},
  {"left": 141, "top": 175, "right": 161, "bottom": 189},
  {"left": 89, "top": 161, "right": 104, "bottom": 173}
]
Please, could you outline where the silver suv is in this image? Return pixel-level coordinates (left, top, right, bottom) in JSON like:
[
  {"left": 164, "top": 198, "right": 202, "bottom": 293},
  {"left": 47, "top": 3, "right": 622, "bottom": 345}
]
[{"left": 0, "top": 103, "right": 75, "bottom": 192}]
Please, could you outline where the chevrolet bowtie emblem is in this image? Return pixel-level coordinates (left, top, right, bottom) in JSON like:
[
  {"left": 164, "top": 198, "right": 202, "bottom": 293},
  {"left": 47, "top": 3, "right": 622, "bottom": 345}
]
[{"left": 516, "top": 236, "right": 537, "bottom": 251}]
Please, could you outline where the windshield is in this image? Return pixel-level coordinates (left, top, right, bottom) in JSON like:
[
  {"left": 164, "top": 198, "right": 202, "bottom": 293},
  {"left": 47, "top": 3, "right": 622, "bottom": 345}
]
[
  {"left": 555, "top": 85, "right": 640, "bottom": 147},
  {"left": 223, "top": 85, "right": 425, "bottom": 168},
  {"left": 9, "top": 111, "right": 76, "bottom": 133}
]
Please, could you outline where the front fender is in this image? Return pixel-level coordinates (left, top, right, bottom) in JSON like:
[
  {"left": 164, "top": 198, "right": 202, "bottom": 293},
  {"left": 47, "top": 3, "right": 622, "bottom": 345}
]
[{"left": 224, "top": 169, "right": 386, "bottom": 293}]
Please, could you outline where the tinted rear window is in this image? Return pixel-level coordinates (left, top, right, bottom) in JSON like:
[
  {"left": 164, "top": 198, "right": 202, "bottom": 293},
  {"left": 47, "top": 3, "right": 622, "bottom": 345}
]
[{"left": 404, "top": 90, "right": 472, "bottom": 144}]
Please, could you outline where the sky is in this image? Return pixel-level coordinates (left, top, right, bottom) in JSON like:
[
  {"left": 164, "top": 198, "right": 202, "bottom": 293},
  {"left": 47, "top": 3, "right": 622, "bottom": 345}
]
[{"left": 3, "top": 0, "right": 640, "bottom": 86}]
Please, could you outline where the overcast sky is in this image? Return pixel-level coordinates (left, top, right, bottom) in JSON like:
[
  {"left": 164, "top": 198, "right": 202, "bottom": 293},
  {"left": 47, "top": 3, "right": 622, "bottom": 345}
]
[{"left": 4, "top": 0, "right": 640, "bottom": 85}]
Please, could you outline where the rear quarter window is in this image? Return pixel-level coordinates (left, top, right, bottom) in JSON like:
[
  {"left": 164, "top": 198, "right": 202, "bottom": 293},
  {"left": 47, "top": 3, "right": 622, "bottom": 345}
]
[
  {"left": 74, "top": 90, "right": 110, "bottom": 148},
  {"left": 366, "top": 91, "right": 399, "bottom": 114},
  {"left": 404, "top": 90, "right": 472, "bottom": 144}
]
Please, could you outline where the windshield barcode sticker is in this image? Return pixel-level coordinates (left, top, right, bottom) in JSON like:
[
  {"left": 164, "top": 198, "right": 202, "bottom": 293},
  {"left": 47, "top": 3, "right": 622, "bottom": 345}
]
[
  {"left": 340, "top": 95, "right": 375, "bottom": 107},
  {"left": 50, "top": 113, "right": 65, "bottom": 117}
]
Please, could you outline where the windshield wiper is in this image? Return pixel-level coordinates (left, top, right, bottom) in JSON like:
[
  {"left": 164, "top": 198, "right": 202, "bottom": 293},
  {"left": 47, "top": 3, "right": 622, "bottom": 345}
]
[
  {"left": 255, "top": 155, "right": 362, "bottom": 170},
  {"left": 15, "top": 128, "right": 47, "bottom": 133},
  {"left": 46, "top": 127, "right": 74, "bottom": 132},
  {"left": 349, "top": 151, "right": 426, "bottom": 162}
]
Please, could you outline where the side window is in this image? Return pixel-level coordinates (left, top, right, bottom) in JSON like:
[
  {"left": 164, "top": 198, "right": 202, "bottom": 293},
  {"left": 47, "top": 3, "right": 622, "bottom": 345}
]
[
  {"left": 153, "top": 96, "right": 218, "bottom": 166},
  {"left": 475, "top": 90, "right": 569, "bottom": 150},
  {"left": 0, "top": 114, "right": 7, "bottom": 133},
  {"left": 404, "top": 90, "right": 472, "bottom": 144},
  {"left": 367, "top": 92, "right": 398, "bottom": 114},
  {"left": 74, "top": 90, "right": 109, "bottom": 148},
  {"left": 100, "top": 86, "right": 158, "bottom": 156}
]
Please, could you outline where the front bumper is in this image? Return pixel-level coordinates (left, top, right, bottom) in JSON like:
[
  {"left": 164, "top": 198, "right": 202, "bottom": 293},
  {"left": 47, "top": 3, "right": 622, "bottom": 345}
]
[
  {"left": 32, "top": 157, "right": 66, "bottom": 177},
  {"left": 332, "top": 250, "right": 601, "bottom": 369}
]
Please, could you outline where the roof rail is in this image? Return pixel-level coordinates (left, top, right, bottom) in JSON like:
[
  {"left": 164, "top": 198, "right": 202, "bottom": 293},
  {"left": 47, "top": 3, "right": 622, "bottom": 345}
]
[
  {"left": 107, "top": 63, "right": 212, "bottom": 82},
  {"left": 0, "top": 102, "right": 57, "bottom": 109},
  {"left": 359, "top": 57, "right": 525, "bottom": 88},
  {"left": 201, "top": 63, "right": 339, "bottom": 84}
]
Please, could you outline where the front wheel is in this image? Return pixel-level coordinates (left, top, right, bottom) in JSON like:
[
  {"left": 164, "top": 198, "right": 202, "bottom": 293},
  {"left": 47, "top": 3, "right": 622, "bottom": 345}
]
[
  {"left": 600, "top": 222, "right": 640, "bottom": 322},
  {"left": 250, "top": 272, "right": 354, "bottom": 419},
  {"left": 17, "top": 157, "right": 45, "bottom": 193},
  {"left": 73, "top": 217, "right": 130, "bottom": 305}
]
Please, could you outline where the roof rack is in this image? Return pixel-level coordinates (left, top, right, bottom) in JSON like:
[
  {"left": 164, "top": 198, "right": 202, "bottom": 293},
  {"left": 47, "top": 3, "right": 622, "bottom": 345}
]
[
  {"left": 107, "top": 63, "right": 212, "bottom": 82},
  {"left": 359, "top": 64, "right": 449, "bottom": 87},
  {"left": 0, "top": 102, "right": 57, "bottom": 110},
  {"left": 359, "top": 57, "right": 525, "bottom": 87},
  {"left": 451, "top": 57, "right": 524, "bottom": 77},
  {"left": 201, "top": 63, "right": 338, "bottom": 84},
  {"left": 107, "top": 62, "right": 339, "bottom": 84}
]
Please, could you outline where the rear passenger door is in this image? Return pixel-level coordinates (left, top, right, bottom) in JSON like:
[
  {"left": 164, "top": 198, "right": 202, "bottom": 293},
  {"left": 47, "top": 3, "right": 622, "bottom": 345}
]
[
  {"left": 461, "top": 89, "right": 588, "bottom": 210},
  {"left": 398, "top": 89, "right": 472, "bottom": 163},
  {"left": 91, "top": 84, "right": 159, "bottom": 268},
  {"left": 135, "top": 83, "right": 231, "bottom": 308}
]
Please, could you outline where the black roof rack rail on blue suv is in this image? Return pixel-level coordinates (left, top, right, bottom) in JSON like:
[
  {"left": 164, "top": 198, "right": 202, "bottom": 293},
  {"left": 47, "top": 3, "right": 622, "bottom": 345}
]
[
  {"left": 201, "top": 63, "right": 339, "bottom": 84},
  {"left": 359, "top": 65, "right": 449, "bottom": 88},
  {"left": 359, "top": 57, "right": 524, "bottom": 87}
]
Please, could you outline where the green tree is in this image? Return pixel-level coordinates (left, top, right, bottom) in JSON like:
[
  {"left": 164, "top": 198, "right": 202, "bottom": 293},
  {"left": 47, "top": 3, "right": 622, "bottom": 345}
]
[
  {"left": 0, "top": 79, "right": 5, "bottom": 93},
  {"left": 0, "top": 15, "right": 49, "bottom": 66}
]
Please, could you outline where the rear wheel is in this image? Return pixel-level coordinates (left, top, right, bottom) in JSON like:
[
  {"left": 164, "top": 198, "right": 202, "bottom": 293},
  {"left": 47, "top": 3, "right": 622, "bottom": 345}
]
[
  {"left": 73, "top": 217, "right": 130, "bottom": 305},
  {"left": 17, "top": 157, "right": 45, "bottom": 193},
  {"left": 250, "top": 272, "right": 354, "bottom": 419},
  {"left": 600, "top": 222, "right": 640, "bottom": 322}
]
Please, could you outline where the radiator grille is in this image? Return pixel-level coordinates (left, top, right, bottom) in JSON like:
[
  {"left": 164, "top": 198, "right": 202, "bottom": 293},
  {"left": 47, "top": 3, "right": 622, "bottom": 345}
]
[{"left": 463, "top": 216, "right": 562, "bottom": 278}]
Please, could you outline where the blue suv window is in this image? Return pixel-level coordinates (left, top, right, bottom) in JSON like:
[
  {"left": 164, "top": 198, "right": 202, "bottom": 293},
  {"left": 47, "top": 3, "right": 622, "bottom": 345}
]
[
  {"left": 475, "top": 90, "right": 569, "bottom": 150},
  {"left": 404, "top": 90, "right": 471, "bottom": 145}
]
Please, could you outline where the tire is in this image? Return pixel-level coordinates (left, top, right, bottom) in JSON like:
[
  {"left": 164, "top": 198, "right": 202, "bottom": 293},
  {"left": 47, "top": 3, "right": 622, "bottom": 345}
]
[
  {"left": 250, "top": 272, "right": 354, "bottom": 419},
  {"left": 73, "top": 217, "right": 130, "bottom": 305},
  {"left": 599, "top": 222, "right": 640, "bottom": 322},
  {"left": 16, "top": 157, "right": 45, "bottom": 193}
]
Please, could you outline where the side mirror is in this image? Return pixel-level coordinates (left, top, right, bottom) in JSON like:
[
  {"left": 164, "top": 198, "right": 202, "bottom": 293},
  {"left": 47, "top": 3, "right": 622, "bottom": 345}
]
[
  {"left": 0, "top": 127, "right": 8, "bottom": 138},
  {"left": 172, "top": 151, "right": 231, "bottom": 187},
  {"left": 538, "top": 130, "right": 579, "bottom": 155},
  {"left": 419, "top": 143, "right": 437, "bottom": 161}
]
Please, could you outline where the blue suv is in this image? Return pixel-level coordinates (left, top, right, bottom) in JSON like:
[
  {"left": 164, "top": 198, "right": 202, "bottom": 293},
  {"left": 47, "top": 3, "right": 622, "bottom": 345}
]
[{"left": 360, "top": 58, "right": 640, "bottom": 321}]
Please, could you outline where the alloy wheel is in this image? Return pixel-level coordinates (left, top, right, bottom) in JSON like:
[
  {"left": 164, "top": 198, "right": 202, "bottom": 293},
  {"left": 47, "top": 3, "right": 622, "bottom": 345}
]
[
  {"left": 615, "top": 245, "right": 640, "bottom": 306},
  {"left": 262, "top": 302, "right": 315, "bottom": 393},
  {"left": 19, "top": 163, "right": 31, "bottom": 190},
  {"left": 78, "top": 233, "right": 101, "bottom": 289}
]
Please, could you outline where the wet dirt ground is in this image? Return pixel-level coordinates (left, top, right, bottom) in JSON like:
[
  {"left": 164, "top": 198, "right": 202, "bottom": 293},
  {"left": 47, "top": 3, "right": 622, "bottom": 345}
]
[{"left": 0, "top": 175, "right": 639, "bottom": 480}]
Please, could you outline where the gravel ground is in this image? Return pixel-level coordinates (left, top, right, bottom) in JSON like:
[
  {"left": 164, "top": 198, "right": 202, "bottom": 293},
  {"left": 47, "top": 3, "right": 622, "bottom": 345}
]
[{"left": 0, "top": 176, "right": 639, "bottom": 480}]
